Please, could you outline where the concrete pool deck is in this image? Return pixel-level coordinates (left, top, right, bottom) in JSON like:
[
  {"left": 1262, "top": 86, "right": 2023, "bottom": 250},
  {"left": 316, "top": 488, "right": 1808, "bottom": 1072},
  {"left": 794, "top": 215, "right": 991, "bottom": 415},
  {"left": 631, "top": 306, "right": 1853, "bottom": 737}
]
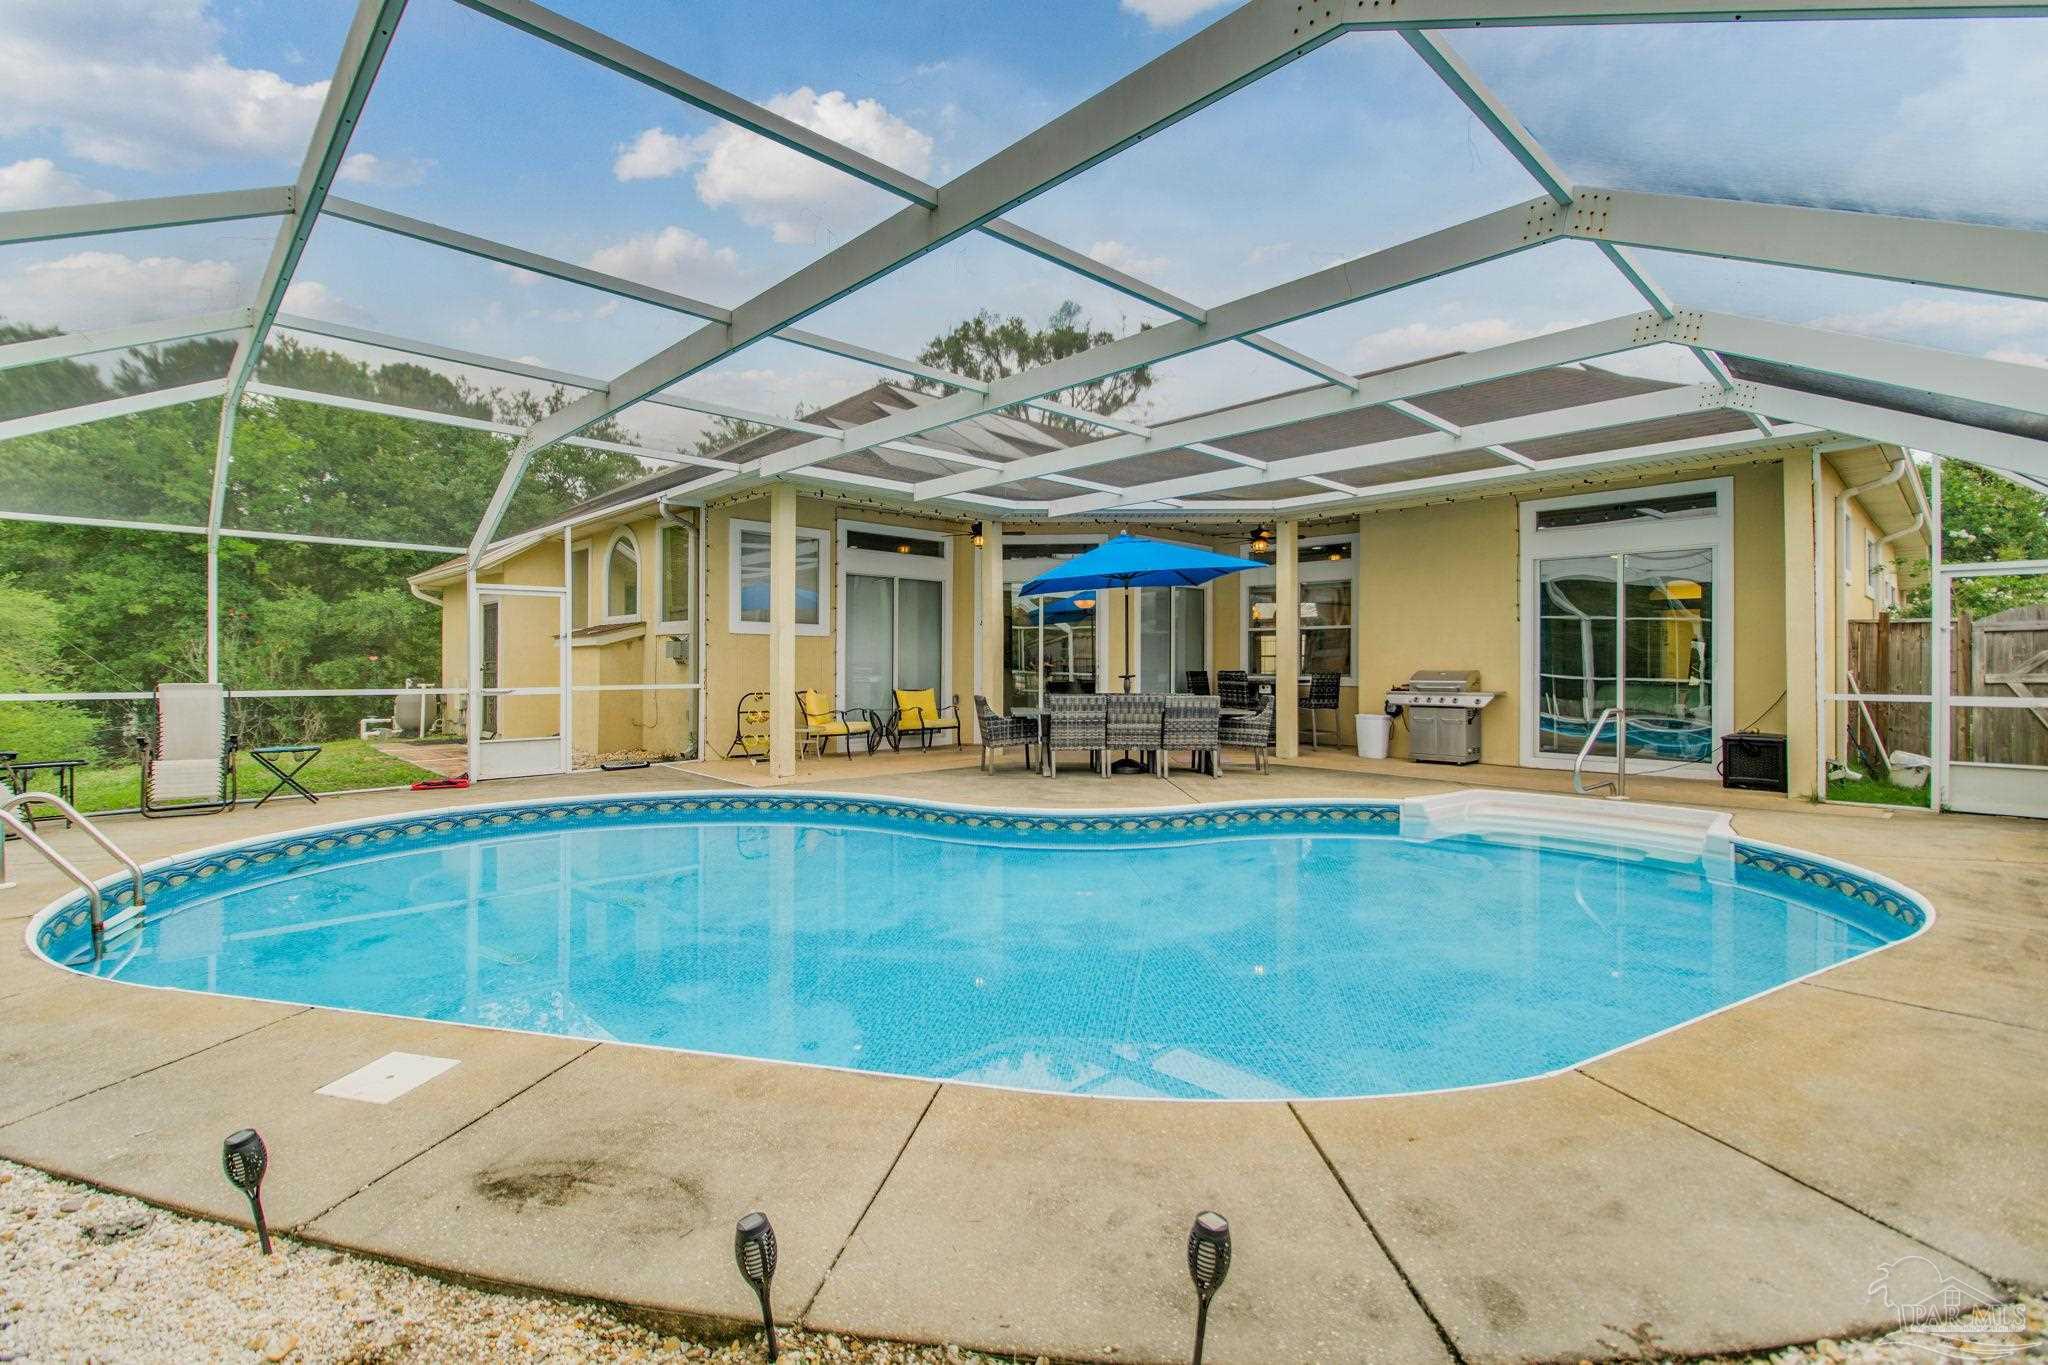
[{"left": 1, "top": 760, "right": 2041, "bottom": 1362}]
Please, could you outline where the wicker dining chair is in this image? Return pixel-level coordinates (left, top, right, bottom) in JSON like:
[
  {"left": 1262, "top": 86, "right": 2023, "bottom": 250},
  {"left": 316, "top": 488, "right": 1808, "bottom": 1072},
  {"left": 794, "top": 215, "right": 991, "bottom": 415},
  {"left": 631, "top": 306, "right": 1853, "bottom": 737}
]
[
  {"left": 1217, "top": 672, "right": 1255, "bottom": 712},
  {"left": 972, "top": 695, "right": 1038, "bottom": 773},
  {"left": 1219, "top": 694, "right": 1276, "bottom": 774},
  {"left": 1045, "top": 693, "right": 1107, "bottom": 778},
  {"left": 1182, "top": 669, "right": 1211, "bottom": 696},
  {"left": 1104, "top": 692, "right": 1166, "bottom": 777},
  {"left": 1301, "top": 671, "right": 1342, "bottom": 750},
  {"left": 1161, "top": 693, "right": 1222, "bottom": 779}
]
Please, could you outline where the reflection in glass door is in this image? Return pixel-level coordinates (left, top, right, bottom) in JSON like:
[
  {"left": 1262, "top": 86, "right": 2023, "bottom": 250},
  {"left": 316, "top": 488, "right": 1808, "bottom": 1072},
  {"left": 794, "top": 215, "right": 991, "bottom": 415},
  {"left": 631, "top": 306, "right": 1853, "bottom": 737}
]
[
  {"left": 1136, "top": 586, "right": 1207, "bottom": 692},
  {"left": 843, "top": 573, "right": 944, "bottom": 717},
  {"left": 1537, "top": 547, "right": 1714, "bottom": 764}
]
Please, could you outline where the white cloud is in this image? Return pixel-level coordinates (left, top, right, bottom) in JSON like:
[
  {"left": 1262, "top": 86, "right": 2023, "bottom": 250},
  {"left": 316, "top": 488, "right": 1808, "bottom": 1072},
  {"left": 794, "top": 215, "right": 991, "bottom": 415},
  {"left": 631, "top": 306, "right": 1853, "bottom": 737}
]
[
  {"left": 335, "top": 152, "right": 433, "bottom": 189},
  {"left": 1087, "top": 239, "right": 1171, "bottom": 279},
  {"left": 613, "top": 127, "right": 696, "bottom": 182},
  {"left": 279, "top": 279, "right": 372, "bottom": 327},
  {"left": 680, "top": 364, "right": 868, "bottom": 420},
  {"left": 1120, "top": 0, "right": 1235, "bottom": 28},
  {"left": 586, "top": 226, "right": 742, "bottom": 299},
  {"left": 0, "top": 250, "right": 246, "bottom": 330},
  {"left": 1812, "top": 297, "right": 2048, "bottom": 344},
  {"left": 0, "top": 157, "right": 113, "bottom": 211},
  {"left": 615, "top": 89, "right": 933, "bottom": 246},
  {"left": 0, "top": 1, "right": 327, "bottom": 170},
  {"left": 1245, "top": 242, "right": 1296, "bottom": 269},
  {"left": 492, "top": 263, "right": 543, "bottom": 288}
]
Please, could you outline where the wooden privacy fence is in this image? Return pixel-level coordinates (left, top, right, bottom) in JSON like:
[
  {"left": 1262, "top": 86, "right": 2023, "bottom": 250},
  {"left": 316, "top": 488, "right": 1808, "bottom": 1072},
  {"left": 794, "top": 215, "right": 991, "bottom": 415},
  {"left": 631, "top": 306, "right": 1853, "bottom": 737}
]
[{"left": 1849, "top": 607, "right": 2048, "bottom": 767}]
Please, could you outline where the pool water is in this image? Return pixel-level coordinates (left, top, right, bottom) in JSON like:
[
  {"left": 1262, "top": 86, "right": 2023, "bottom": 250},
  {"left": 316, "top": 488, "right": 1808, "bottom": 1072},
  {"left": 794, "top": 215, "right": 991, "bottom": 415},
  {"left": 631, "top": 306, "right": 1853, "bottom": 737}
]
[{"left": 37, "top": 798, "right": 1921, "bottom": 1100}]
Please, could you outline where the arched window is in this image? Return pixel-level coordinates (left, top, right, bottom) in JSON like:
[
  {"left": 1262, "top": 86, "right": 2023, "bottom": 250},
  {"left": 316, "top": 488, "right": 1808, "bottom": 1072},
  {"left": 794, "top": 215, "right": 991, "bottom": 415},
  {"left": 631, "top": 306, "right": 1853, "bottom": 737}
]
[{"left": 604, "top": 531, "right": 640, "bottom": 620}]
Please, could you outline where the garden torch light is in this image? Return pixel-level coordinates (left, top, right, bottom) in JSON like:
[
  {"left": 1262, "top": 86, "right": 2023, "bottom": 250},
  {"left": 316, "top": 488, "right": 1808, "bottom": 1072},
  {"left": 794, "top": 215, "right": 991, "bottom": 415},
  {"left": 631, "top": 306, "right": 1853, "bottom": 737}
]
[
  {"left": 734, "top": 1211, "right": 779, "bottom": 1360},
  {"left": 1186, "top": 1210, "right": 1231, "bottom": 1365},
  {"left": 222, "top": 1128, "right": 271, "bottom": 1254}
]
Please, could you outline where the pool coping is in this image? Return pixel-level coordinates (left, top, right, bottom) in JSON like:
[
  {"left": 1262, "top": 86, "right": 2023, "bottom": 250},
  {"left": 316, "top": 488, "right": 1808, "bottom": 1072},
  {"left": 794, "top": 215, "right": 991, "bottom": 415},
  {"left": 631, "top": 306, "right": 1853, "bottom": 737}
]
[{"left": 21, "top": 787, "right": 1937, "bottom": 1107}]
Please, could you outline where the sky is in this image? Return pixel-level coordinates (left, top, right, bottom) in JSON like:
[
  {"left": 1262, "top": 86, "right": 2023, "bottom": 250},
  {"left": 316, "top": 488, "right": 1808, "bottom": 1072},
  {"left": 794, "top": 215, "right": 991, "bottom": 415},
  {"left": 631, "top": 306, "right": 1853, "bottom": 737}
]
[{"left": 3, "top": 0, "right": 2045, "bottom": 452}]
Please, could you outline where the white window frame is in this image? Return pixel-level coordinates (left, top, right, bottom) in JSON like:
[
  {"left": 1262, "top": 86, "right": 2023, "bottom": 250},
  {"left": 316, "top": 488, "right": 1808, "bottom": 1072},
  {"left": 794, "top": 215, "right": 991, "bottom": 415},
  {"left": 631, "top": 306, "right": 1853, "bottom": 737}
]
[
  {"left": 1518, "top": 476, "right": 1735, "bottom": 776},
  {"left": 600, "top": 529, "right": 641, "bottom": 624},
  {"left": 657, "top": 517, "right": 696, "bottom": 634},
  {"left": 728, "top": 516, "right": 830, "bottom": 637},
  {"left": 1865, "top": 531, "right": 1882, "bottom": 602},
  {"left": 835, "top": 518, "right": 953, "bottom": 714},
  {"left": 1239, "top": 533, "right": 1357, "bottom": 685},
  {"left": 569, "top": 543, "right": 591, "bottom": 631}
]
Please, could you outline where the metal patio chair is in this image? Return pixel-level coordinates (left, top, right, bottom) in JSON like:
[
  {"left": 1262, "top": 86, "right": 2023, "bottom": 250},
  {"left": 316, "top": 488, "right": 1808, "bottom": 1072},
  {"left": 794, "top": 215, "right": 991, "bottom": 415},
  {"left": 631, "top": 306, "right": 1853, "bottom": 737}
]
[
  {"left": 1219, "top": 694, "right": 1276, "bottom": 775},
  {"left": 1183, "top": 669, "right": 1212, "bottom": 695},
  {"left": 797, "top": 689, "right": 875, "bottom": 759},
  {"left": 1162, "top": 694, "right": 1222, "bottom": 778},
  {"left": 1301, "top": 671, "right": 1342, "bottom": 749},
  {"left": 1045, "top": 693, "right": 1107, "bottom": 778},
  {"left": 135, "top": 682, "right": 239, "bottom": 817},
  {"left": 886, "top": 688, "right": 961, "bottom": 751},
  {"left": 972, "top": 696, "right": 1038, "bottom": 773}
]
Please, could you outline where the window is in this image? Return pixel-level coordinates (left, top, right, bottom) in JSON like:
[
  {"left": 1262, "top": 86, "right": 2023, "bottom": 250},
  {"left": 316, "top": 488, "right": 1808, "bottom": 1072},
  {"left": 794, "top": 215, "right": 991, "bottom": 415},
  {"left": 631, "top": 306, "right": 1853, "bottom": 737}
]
[
  {"left": 603, "top": 532, "right": 639, "bottom": 620},
  {"left": 729, "top": 518, "right": 828, "bottom": 635},
  {"left": 569, "top": 547, "right": 589, "bottom": 630},
  {"left": 1242, "top": 535, "right": 1355, "bottom": 679},
  {"left": 660, "top": 521, "right": 693, "bottom": 628},
  {"left": 1866, "top": 533, "right": 1882, "bottom": 601}
]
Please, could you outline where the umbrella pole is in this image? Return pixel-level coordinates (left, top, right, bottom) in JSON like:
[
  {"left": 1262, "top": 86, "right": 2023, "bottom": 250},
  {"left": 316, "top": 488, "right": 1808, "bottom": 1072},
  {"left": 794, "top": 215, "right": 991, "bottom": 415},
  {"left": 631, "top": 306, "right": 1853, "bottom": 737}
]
[{"left": 1112, "top": 581, "right": 1148, "bottom": 773}]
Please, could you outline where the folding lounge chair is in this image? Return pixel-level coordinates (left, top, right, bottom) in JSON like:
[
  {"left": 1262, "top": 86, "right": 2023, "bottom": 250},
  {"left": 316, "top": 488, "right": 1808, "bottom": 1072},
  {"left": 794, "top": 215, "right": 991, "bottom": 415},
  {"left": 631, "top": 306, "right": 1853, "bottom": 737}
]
[{"left": 136, "top": 682, "right": 238, "bottom": 817}]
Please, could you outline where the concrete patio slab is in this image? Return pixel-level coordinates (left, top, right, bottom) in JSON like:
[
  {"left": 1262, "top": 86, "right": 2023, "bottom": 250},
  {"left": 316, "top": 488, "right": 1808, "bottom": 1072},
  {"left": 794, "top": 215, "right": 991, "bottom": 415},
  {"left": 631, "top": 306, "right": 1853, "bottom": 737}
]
[
  {"left": 805, "top": 1084, "right": 1452, "bottom": 1364},
  {"left": 0, "top": 974, "right": 301, "bottom": 1129},
  {"left": 1587, "top": 982, "right": 2048, "bottom": 1288},
  {"left": 1296, "top": 1071, "right": 1984, "bottom": 1363},
  {"left": 305, "top": 1043, "right": 935, "bottom": 1330},
  {"left": 0, "top": 1008, "right": 591, "bottom": 1227}
]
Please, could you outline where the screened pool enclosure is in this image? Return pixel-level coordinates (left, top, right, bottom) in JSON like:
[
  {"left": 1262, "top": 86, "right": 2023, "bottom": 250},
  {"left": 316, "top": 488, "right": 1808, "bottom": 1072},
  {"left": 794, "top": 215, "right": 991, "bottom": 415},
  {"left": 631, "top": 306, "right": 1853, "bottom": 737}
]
[{"left": 2, "top": 0, "right": 2045, "bottom": 812}]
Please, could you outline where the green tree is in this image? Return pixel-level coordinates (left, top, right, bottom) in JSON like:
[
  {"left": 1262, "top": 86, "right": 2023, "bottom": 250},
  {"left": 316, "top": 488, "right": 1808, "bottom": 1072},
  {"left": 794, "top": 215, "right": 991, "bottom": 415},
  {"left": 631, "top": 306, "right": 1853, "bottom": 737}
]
[
  {"left": 0, "top": 579, "right": 102, "bottom": 762},
  {"left": 1904, "top": 460, "right": 2048, "bottom": 617},
  {"left": 913, "top": 301, "right": 1151, "bottom": 429}
]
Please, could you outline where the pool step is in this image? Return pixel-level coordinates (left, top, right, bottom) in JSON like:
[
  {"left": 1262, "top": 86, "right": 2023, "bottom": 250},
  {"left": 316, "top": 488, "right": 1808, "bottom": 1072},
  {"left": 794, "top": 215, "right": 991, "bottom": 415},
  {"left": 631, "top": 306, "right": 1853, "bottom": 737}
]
[{"left": 1399, "top": 790, "right": 1736, "bottom": 875}]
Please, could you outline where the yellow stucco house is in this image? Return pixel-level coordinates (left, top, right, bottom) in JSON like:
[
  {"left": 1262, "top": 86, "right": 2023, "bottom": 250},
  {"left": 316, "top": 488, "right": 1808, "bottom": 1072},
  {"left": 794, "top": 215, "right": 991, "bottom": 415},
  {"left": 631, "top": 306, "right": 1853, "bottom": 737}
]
[{"left": 407, "top": 361, "right": 1927, "bottom": 797}]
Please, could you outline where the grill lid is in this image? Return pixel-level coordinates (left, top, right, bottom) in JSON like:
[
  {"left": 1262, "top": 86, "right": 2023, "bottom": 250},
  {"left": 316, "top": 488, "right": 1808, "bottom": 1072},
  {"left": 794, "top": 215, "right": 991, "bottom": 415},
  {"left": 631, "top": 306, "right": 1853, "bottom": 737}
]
[{"left": 1404, "top": 669, "right": 1481, "bottom": 692}]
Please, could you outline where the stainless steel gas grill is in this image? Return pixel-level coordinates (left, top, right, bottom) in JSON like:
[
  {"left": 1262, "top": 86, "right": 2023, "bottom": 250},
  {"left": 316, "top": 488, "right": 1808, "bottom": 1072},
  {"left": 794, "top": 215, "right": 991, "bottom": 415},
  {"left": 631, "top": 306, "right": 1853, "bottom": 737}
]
[{"left": 1383, "top": 669, "right": 1498, "bottom": 765}]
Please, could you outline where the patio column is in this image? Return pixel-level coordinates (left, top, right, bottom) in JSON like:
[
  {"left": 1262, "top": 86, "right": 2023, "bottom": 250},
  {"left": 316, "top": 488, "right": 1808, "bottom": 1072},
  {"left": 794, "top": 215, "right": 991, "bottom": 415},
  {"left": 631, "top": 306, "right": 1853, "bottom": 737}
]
[
  {"left": 1783, "top": 454, "right": 1820, "bottom": 798},
  {"left": 975, "top": 521, "right": 1005, "bottom": 738},
  {"left": 768, "top": 482, "right": 799, "bottom": 779},
  {"left": 1275, "top": 520, "right": 1301, "bottom": 759}
]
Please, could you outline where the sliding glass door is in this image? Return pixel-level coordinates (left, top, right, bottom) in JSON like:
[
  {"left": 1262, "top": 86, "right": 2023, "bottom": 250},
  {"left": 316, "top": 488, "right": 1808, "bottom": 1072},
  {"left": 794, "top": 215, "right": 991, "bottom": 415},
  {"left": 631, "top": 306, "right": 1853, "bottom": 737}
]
[
  {"left": 1523, "top": 480, "right": 1731, "bottom": 772},
  {"left": 1136, "top": 585, "right": 1207, "bottom": 693},
  {"left": 839, "top": 524, "right": 950, "bottom": 718}
]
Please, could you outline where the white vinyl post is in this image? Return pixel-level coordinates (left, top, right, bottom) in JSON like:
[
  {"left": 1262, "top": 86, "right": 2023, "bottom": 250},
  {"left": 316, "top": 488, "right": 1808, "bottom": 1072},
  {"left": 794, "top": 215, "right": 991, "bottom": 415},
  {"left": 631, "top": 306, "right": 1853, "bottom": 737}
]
[
  {"left": 464, "top": 565, "right": 481, "bottom": 781},
  {"left": 1929, "top": 455, "right": 1949, "bottom": 813},
  {"left": 1274, "top": 521, "right": 1301, "bottom": 760},
  {"left": 768, "top": 484, "right": 798, "bottom": 779}
]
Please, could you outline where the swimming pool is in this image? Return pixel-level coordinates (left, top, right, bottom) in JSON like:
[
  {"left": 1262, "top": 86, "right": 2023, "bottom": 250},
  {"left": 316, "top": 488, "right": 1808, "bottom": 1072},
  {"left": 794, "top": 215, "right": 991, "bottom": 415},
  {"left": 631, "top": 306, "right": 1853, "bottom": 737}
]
[{"left": 30, "top": 793, "right": 1927, "bottom": 1100}]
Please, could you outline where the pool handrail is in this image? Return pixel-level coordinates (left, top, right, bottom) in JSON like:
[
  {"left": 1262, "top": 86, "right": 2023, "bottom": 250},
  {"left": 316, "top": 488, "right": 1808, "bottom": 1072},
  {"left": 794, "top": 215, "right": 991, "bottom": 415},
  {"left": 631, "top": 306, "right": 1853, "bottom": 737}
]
[
  {"left": 1, "top": 791, "right": 146, "bottom": 959},
  {"left": 1571, "top": 706, "right": 1629, "bottom": 799}
]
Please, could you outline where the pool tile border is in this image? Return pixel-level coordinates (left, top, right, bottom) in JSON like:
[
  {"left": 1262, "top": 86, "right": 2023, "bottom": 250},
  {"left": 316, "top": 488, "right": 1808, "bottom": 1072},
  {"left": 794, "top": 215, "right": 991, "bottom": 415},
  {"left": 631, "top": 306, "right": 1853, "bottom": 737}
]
[{"left": 31, "top": 791, "right": 1920, "bottom": 961}]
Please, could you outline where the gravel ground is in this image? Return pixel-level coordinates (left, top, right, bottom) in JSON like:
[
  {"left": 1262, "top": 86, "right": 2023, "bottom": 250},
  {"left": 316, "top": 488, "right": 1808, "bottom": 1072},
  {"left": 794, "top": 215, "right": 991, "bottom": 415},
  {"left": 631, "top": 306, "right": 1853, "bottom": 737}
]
[{"left": 2, "top": 1158, "right": 2040, "bottom": 1363}]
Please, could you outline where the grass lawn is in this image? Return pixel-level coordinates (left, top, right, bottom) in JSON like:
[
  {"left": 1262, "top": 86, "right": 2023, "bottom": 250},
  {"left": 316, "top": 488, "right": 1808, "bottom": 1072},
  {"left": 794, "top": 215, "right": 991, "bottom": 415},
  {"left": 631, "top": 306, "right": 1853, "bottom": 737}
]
[
  {"left": 50, "top": 739, "right": 444, "bottom": 815},
  {"left": 1826, "top": 773, "right": 1931, "bottom": 808}
]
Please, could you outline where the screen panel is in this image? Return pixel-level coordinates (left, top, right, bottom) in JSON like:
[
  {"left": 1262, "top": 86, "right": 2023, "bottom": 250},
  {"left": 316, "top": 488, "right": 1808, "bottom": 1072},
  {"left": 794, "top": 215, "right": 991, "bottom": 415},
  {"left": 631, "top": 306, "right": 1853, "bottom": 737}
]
[
  {"left": 0, "top": 396, "right": 219, "bottom": 524},
  {"left": 0, "top": 222, "right": 270, "bottom": 333}
]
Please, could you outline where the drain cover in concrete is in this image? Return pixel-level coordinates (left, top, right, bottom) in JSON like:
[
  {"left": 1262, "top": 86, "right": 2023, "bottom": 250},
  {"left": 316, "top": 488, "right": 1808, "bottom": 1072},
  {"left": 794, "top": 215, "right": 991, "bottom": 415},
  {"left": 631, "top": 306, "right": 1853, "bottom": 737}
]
[{"left": 316, "top": 1052, "right": 459, "bottom": 1104}]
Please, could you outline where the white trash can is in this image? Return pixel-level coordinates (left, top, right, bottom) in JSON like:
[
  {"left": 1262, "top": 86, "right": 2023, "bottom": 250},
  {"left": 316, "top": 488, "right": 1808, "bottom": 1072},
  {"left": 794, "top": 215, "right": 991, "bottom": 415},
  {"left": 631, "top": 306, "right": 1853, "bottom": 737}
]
[{"left": 1356, "top": 713, "right": 1391, "bottom": 759}]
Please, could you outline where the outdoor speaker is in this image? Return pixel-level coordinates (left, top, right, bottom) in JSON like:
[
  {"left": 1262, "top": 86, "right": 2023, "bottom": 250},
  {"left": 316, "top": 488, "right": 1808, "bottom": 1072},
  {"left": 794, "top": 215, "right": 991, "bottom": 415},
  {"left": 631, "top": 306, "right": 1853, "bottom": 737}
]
[{"left": 1720, "top": 732, "right": 1788, "bottom": 793}]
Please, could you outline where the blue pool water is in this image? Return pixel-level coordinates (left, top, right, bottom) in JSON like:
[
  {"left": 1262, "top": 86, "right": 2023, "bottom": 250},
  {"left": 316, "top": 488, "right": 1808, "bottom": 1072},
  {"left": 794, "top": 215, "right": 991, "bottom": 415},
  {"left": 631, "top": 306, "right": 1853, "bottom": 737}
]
[{"left": 36, "top": 796, "right": 1923, "bottom": 1100}]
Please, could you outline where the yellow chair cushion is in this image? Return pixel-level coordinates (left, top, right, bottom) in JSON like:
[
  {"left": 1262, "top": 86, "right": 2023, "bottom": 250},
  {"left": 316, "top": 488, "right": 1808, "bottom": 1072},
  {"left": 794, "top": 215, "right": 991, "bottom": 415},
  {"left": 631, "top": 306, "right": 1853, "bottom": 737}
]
[
  {"left": 894, "top": 688, "right": 956, "bottom": 731},
  {"left": 800, "top": 690, "right": 872, "bottom": 737}
]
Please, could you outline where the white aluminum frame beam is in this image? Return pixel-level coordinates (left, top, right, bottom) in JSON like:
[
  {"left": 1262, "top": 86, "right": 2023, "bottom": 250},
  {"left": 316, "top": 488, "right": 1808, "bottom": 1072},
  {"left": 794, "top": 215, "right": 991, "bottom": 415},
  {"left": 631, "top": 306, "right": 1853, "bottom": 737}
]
[
  {"left": 456, "top": 0, "right": 1360, "bottom": 394},
  {"left": 0, "top": 310, "right": 253, "bottom": 372},
  {"left": 1739, "top": 383, "right": 2048, "bottom": 482},
  {"left": 204, "top": 0, "right": 410, "bottom": 682},
  {"left": 0, "top": 187, "right": 292, "bottom": 248},
  {"left": 917, "top": 306, "right": 1657, "bottom": 500},
  {"left": 755, "top": 197, "right": 1569, "bottom": 479},
  {"left": 1689, "top": 311, "right": 2048, "bottom": 418},
  {"left": 1057, "top": 383, "right": 1723, "bottom": 511},
  {"left": 0, "top": 380, "right": 229, "bottom": 444},
  {"left": 467, "top": 0, "right": 1350, "bottom": 561}
]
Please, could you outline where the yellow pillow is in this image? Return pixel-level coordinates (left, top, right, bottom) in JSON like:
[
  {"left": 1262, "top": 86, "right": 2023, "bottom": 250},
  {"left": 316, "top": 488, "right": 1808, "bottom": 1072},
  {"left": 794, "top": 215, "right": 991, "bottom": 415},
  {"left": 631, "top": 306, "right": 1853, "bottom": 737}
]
[
  {"left": 894, "top": 688, "right": 940, "bottom": 728},
  {"left": 798, "top": 689, "right": 830, "bottom": 724}
]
